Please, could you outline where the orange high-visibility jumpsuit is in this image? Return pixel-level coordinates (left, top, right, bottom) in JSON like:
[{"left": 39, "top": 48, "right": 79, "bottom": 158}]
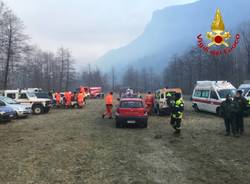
[
  {"left": 55, "top": 92, "right": 61, "bottom": 106},
  {"left": 103, "top": 94, "right": 113, "bottom": 118},
  {"left": 80, "top": 86, "right": 85, "bottom": 93},
  {"left": 65, "top": 92, "right": 72, "bottom": 107},
  {"left": 144, "top": 94, "right": 154, "bottom": 115},
  {"left": 77, "top": 92, "right": 84, "bottom": 108}
]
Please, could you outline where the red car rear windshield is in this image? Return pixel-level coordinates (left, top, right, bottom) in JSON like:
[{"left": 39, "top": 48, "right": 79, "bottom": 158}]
[{"left": 120, "top": 101, "right": 143, "bottom": 108}]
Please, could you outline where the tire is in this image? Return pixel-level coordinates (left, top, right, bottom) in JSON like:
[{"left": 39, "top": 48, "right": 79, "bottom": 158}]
[
  {"left": 73, "top": 103, "right": 78, "bottom": 108},
  {"left": 193, "top": 104, "right": 200, "bottom": 112},
  {"left": 32, "top": 105, "right": 44, "bottom": 115},
  {"left": 216, "top": 107, "right": 223, "bottom": 117}
]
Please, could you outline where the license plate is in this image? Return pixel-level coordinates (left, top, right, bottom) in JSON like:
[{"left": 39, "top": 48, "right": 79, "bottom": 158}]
[
  {"left": 127, "top": 120, "right": 136, "bottom": 124},
  {"left": 10, "top": 115, "right": 14, "bottom": 118}
]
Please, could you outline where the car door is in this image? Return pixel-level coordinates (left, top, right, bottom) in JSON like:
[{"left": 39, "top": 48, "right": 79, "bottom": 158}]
[
  {"left": 200, "top": 90, "right": 210, "bottom": 111},
  {"left": 208, "top": 90, "right": 220, "bottom": 113},
  {"left": 17, "top": 93, "right": 30, "bottom": 105},
  {"left": 193, "top": 90, "right": 205, "bottom": 110}
]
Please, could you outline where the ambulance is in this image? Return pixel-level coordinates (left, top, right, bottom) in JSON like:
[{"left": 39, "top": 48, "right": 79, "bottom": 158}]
[{"left": 192, "top": 81, "right": 236, "bottom": 115}]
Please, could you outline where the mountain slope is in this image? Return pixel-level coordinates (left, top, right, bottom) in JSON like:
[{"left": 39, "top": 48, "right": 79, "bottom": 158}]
[{"left": 96, "top": 0, "right": 250, "bottom": 71}]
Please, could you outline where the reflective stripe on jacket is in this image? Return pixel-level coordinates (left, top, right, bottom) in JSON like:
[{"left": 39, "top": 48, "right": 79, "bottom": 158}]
[{"left": 171, "top": 99, "right": 184, "bottom": 119}]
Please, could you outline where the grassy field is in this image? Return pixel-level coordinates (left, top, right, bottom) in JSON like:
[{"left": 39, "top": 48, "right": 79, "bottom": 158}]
[{"left": 0, "top": 99, "right": 250, "bottom": 184}]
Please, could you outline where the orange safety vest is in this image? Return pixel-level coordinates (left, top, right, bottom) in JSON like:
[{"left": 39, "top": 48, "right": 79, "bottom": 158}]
[
  {"left": 145, "top": 95, "right": 154, "bottom": 105},
  {"left": 55, "top": 93, "right": 61, "bottom": 102},
  {"left": 80, "top": 86, "right": 85, "bottom": 93},
  {"left": 65, "top": 92, "right": 71, "bottom": 101},
  {"left": 78, "top": 92, "right": 84, "bottom": 102},
  {"left": 105, "top": 94, "right": 113, "bottom": 105}
]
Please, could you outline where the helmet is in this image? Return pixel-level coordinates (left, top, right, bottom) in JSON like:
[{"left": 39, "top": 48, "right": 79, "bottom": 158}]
[{"left": 175, "top": 93, "right": 181, "bottom": 99}]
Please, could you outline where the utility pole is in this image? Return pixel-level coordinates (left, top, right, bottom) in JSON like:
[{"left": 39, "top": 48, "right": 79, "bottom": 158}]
[
  {"left": 112, "top": 67, "right": 115, "bottom": 92},
  {"left": 88, "top": 63, "right": 91, "bottom": 87}
]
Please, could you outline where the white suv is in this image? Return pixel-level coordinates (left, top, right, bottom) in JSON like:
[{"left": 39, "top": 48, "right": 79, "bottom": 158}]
[{"left": 3, "top": 90, "right": 52, "bottom": 115}]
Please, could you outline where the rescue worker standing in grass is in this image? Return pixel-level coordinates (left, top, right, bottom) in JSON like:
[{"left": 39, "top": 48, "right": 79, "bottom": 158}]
[
  {"left": 170, "top": 93, "right": 184, "bottom": 134},
  {"left": 221, "top": 94, "right": 239, "bottom": 137},
  {"left": 144, "top": 92, "right": 154, "bottom": 115},
  {"left": 102, "top": 92, "right": 113, "bottom": 119},
  {"left": 234, "top": 90, "right": 247, "bottom": 135},
  {"left": 65, "top": 91, "right": 72, "bottom": 108},
  {"left": 77, "top": 92, "right": 84, "bottom": 108},
  {"left": 55, "top": 92, "right": 61, "bottom": 107}
]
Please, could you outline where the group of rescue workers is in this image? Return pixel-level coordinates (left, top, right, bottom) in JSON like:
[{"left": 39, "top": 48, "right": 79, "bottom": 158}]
[
  {"left": 102, "top": 88, "right": 248, "bottom": 137},
  {"left": 221, "top": 90, "right": 247, "bottom": 137},
  {"left": 53, "top": 86, "right": 86, "bottom": 109},
  {"left": 54, "top": 85, "right": 246, "bottom": 137}
]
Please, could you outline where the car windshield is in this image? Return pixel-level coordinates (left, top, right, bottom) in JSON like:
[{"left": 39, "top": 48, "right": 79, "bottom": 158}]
[
  {"left": 120, "top": 101, "right": 143, "bottom": 108},
  {"left": 0, "top": 96, "right": 18, "bottom": 104},
  {"left": 239, "top": 88, "right": 250, "bottom": 96},
  {"left": 218, "top": 89, "right": 236, "bottom": 99},
  {"left": 121, "top": 94, "right": 138, "bottom": 99},
  {"left": 35, "top": 92, "right": 49, "bottom": 99},
  {"left": 26, "top": 92, "right": 37, "bottom": 98}
]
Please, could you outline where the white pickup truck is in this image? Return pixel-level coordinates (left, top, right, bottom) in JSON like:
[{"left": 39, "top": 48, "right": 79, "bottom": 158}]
[{"left": 2, "top": 90, "right": 52, "bottom": 115}]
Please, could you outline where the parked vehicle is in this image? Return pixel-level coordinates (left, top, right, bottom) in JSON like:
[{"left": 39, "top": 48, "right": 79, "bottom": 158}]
[
  {"left": 0, "top": 102, "right": 16, "bottom": 122},
  {"left": 154, "top": 88, "right": 182, "bottom": 115},
  {"left": 0, "top": 96, "right": 31, "bottom": 118},
  {"left": 115, "top": 98, "right": 148, "bottom": 128},
  {"left": 89, "top": 87, "right": 104, "bottom": 99},
  {"left": 2, "top": 90, "right": 52, "bottom": 115},
  {"left": 192, "top": 81, "right": 236, "bottom": 115}
]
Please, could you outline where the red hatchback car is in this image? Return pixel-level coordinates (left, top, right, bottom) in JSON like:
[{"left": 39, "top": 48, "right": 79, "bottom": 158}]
[{"left": 115, "top": 98, "right": 148, "bottom": 128}]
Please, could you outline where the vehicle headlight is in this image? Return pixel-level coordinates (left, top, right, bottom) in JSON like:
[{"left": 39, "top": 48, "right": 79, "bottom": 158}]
[{"left": 0, "top": 111, "right": 6, "bottom": 115}]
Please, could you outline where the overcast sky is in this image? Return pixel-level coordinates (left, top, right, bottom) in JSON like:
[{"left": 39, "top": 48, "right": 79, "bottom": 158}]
[{"left": 4, "top": 0, "right": 197, "bottom": 67}]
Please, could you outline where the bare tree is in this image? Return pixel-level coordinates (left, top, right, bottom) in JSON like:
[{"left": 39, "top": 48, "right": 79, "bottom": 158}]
[{"left": 0, "top": 4, "right": 28, "bottom": 89}]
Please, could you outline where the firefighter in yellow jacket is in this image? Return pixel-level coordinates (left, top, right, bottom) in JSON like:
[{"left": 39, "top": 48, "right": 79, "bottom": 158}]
[{"left": 170, "top": 93, "right": 184, "bottom": 134}]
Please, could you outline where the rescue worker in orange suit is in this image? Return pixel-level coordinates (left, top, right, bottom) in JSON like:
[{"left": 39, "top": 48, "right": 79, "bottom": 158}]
[
  {"left": 55, "top": 92, "right": 61, "bottom": 107},
  {"left": 65, "top": 91, "right": 72, "bottom": 108},
  {"left": 80, "top": 86, "right": 85, "bottom": 93},
  {"left": 144, "top": 92, "right": 154, "bottom": 115},
  {"left": 102, "top": 92, "right": 113, "bottom": 119},
  {"left": 77, "top": 92, "right": 84, "bottom": 108}
]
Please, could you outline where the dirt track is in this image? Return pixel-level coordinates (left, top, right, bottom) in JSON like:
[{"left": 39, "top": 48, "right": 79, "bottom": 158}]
[{"left": 0, "top": 99, "right": 250, "bottom": 184}]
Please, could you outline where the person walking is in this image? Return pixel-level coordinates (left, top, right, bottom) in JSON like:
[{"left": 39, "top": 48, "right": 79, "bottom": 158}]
[
  {"left": 102, "top": 92, "right": 113, "bottom": 119},
  {"left": 221, "top": 94, "right": 239, "bottom": 137},
  {"left": 234, "top": 90, "right": 247, "bottom": 135},
  {"left": 170, "top": 93, "right": 184, "bottom": 135}
]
